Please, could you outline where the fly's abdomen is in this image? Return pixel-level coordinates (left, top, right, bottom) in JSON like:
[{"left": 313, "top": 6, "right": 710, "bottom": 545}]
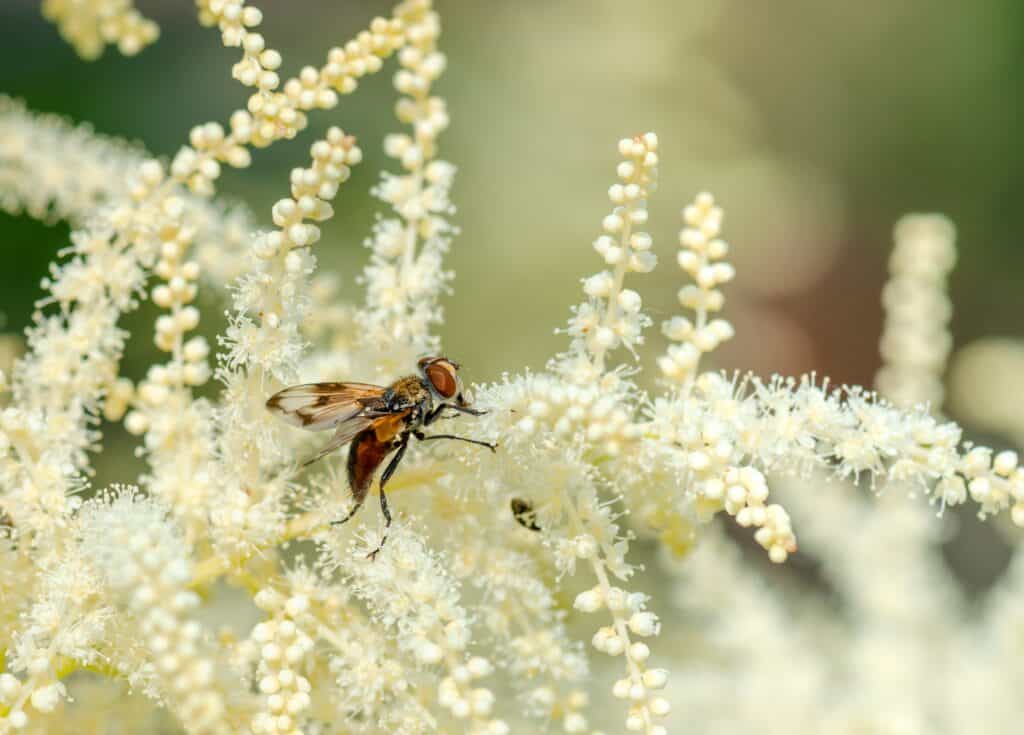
[{"left": 346, "top": 429, "right": 393, "bottom": 503}]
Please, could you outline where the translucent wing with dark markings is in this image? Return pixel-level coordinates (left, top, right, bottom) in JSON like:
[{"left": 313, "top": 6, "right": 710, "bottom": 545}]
[
  {"left": 302, "top": 417, "right": 376, "bottom": 466},
  {"left": 303, "top": 410, "right": 412, "bottom": 467},
  {"left": 266, "top": 382, "right": 386, "bottom": 432}
]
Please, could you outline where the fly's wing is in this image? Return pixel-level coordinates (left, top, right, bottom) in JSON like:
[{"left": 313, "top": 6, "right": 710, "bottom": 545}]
[
  {"left": 266, "top": 382, "right": 386, "bottom": 432},
  {"left": 302, "top": 417, "right": 374, "bottom": 467},
  {"left": 303, "top": 409, "right": 412, "bottom": 468}
]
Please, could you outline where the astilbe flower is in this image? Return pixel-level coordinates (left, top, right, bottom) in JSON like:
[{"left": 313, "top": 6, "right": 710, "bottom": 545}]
[
  {"left": 41, "top": 0, "right": 159, "bottom": 60},
  {"left": 1, "top": 2, "right": 1023, "bottom": 734},
  {"left": 875, "top": 213, "right": 957, "bottom": 410},
  {"left": 661, "top": 210, "right": 1023, "bottom": 735}
]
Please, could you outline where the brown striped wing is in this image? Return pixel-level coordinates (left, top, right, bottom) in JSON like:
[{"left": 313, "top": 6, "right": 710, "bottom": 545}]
[{"left": 266, "top": 382, "right": 386, "bottom": 432}]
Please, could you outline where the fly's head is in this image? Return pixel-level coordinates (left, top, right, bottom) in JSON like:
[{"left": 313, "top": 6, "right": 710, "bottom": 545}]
[{"left": 418, "top": 356, "right": 470, "bottom": 408}]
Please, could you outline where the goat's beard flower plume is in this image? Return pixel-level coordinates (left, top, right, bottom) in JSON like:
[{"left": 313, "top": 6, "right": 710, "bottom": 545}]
[{"left": 0, "top": 2, "right": 1022, "bottom": 734}]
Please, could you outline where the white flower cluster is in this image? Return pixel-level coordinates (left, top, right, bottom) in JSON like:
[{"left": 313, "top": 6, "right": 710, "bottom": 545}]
[
  {"left": 0, "top": 550, "right": 103, "bottom": 730},
  {"left": 329, "top": 530, "right": 508, "bottom": 735},
  {"left": 662, "top": 219, "right": 998, "bottom": 734},
  {"left": 225, "top": 127, "right": 361, "bottom": 379},
  {"left": 574, "top": 581, "right": 669, "bottom": 735},
  {"left": 0, "top": 96, "right": 141, "bottom": 224},
  {"left": 658, "top": 192, "right": 735, "bottom": 387},
  {"left": 875, "top": 213, "right": 957, "bottom": 410},
  {"left": 443, "top": 525, "right": 592, "bottom": 731},
  {"left": 1, "top": 151, "right": 197, "bottom": 537},
  {"left": 248, "top": 589, "right": 316, "bottom": 735},
  {"left": 556, "top": 133, "right": 658, "bottom": 384},
  {"left": 121, "top": 161, "right": 212, "bottom": 451},
  {"left": 41, "top": 0, "right": 158, "bottom": 59},
  {"left": 77, "top": 489, "right": 232, "bottom": 735},
  {"left": 0, "top": 96, "right": 254, "bottom": 288},
  {"left": 177, "top": 1, "right": 402, "bottom": 197},
  {"left": 496, "top": 371, "right": 640, "bottom": 459},
  {"left": 647, "top": 370, "right": 1024, "bottom": 525},
  {"left": 359, "top": 0, "right": 455, "bottom": 371},
  {"left": 3, "top": 2, "right": 1024, "bottom": 734},
  {"left": 320, "top": 590, "right": 438, "bottom": 733},
  {"left": 644, "top": 389, "right": 797, "bottom": 562}
]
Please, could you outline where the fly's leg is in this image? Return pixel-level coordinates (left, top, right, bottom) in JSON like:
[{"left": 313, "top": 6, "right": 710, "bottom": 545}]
[
  {"left": 366, "top": 489, "right": 392, "bottom": 561},
  {"left": 331, "top": 499, "right": 365, "bottom": 527},
  {"left": 366, "top": 436, "right": 407, "bottom": 560},
  {"left": 423, "top": 405, "right": 444, "bottom": 426},
  {"left": 379, "top": 437, "right": 409, "bottom": 488},
  {"left": 451, "top": 405, "right": 488, "bottom": 417},
  {"left": 423, "top": 404, "right": 488, "bottom": 426},
  {"left": 413, "top": 431, "right": 497, "bottom": 452}
]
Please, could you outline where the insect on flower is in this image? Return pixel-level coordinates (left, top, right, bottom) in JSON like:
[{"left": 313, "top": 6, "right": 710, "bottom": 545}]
[
  {"left": 510, "top": 497, "right": 541, "bottom": 531},
  {"left": 266, "top": 356, "right": 496, "bottom": 559}
]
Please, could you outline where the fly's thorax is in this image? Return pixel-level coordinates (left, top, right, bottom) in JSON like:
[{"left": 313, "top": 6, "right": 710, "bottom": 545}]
[{"left": 384, "top": 375, "right": 433, "bottom": 412}]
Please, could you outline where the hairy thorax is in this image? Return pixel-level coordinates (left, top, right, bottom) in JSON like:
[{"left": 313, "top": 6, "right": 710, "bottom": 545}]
[{"left": 384, "top": 375, "right": 432, "bottom": 415}]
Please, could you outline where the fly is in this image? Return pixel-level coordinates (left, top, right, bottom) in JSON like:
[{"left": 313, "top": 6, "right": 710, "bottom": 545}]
[{"left": 266, "top": 356, "right": 496, "bottom": 559}]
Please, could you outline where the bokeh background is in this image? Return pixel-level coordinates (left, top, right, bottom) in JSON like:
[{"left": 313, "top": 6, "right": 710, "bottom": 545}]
[{"left": 2, "top": 0, "right": 1023, "bottom": 588}]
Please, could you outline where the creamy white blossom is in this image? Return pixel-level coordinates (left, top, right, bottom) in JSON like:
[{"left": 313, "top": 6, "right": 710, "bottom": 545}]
[
  {"left": 876, "top": 213, "right": 957, "bottom": 410},
  {"left": 0, "top": 2, "right": 1021, "bottom": 734},
  {"left": 41, "top": 0, "right": 159, "bottom": 59}
]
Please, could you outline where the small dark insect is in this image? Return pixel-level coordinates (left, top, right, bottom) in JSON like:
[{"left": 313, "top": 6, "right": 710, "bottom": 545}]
[
  {"left": 0, "top": 510, "right": 15, "bottom": 549},
  {"left": 510, "top": 497, "right": 540, "bottom": 532},
  {"left": 266, "top": 356, "right": 496, "bottom": 559}
]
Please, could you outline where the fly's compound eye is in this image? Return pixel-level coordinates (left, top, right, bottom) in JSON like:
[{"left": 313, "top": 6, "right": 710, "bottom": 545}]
[{"left": 425, "top": 361, "right": 458, "bottom": 399}]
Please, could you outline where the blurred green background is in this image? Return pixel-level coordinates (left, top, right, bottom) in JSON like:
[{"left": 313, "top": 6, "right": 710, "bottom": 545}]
[{"left": 2, "top": 0, "right": 1022, "bottom": 386}]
